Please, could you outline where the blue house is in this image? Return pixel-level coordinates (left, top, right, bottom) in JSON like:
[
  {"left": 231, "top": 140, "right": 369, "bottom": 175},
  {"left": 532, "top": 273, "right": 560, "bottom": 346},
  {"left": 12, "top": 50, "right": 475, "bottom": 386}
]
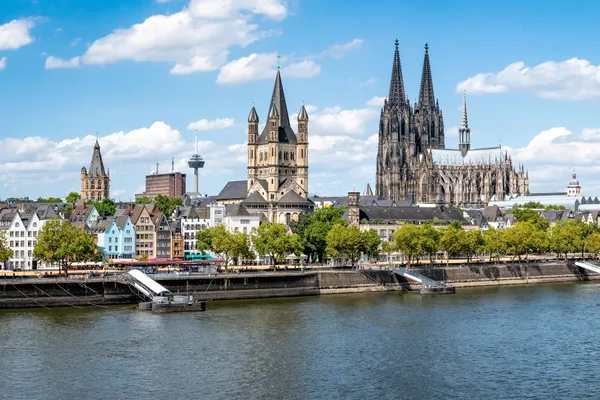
[{"left": 92, "top": 216, "right": 136, "bottom": 260}]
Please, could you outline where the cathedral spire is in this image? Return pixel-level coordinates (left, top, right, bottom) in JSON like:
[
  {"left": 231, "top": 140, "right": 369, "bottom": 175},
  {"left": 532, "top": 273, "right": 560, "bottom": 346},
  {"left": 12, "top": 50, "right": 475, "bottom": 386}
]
[
  {"left": 418, "top": 43, "right": 436, "bottom": 109},
  {"left": 89, "top": 139, "right": 107, "bottom": 178},
  {"left": 461, "top": 91, "right": 469, "bottom": 130},
  {"left": 388, "top": 39, "right": 406, "bottom": 105},
  {"left": 258, "top": 70, "right": 297, "bottom": 144}
]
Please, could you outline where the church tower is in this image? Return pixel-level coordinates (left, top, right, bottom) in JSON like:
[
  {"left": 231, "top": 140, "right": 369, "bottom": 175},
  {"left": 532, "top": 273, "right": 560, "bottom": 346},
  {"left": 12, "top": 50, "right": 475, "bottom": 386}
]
[
  {"left": 80, "top": 139, "right": 110, "bottom": 202},
  {"left": 414, "top": 43, "right": 444, "bottom": 150},
  {"left": 245, "top": 70, "right": 311, "bottom": 223},
  {"left": 376, "top": 39, "right": 413, "bottom": 200}
]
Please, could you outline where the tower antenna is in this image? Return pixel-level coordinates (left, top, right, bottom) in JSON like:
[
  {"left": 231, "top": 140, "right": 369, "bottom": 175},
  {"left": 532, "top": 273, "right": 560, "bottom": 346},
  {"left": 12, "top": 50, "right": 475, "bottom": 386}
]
[{"left": 195, "top": 129, "right": 199, "bottom": 155}]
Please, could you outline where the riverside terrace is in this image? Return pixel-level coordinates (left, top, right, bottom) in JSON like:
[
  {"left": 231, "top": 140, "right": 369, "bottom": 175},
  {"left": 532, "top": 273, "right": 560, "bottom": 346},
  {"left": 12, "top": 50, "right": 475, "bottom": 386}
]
[{"left": 2, "top": 259, "right": 600, "bottom": 309}]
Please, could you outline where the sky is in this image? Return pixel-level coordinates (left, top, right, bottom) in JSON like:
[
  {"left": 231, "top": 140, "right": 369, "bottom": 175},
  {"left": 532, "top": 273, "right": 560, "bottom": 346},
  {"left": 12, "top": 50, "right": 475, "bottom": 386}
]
[{"left": 2, "top": 0, "right": 600, "bottom": 200}]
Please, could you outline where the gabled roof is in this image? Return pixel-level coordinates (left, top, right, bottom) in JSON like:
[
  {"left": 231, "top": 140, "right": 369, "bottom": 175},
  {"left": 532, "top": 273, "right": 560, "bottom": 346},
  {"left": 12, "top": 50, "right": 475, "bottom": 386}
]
[
  {"left": 363, "top": 183, "right": 374, "bottom": 197},
  {"left": 354, "top": 205, "right": 466, "bottom": 224},
  {"left": 242, "top": 191, "right": 267, "bottom": 204},
  {"left": 216, "top": 180, "right": 248, "bottom": 200},
  {"left": 279, "top": 191, "right": 310, "bottom": 204},
  {"left": 224, "top": 204, "right": 251, "bottom": 217},
  {"left": 115, "top": 216, "right": 131, "bottom": 230}
]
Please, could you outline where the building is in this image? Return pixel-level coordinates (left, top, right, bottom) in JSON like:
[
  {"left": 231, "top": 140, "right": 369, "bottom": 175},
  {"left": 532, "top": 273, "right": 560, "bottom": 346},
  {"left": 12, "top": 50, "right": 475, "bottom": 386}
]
[
  {"left": 154, "top": 212, "right": 172, "bottom": 259},
  {"left": 80, "top": 140, "right": 110, "bottom": 201},
  {"left": 93, "top": 216, "right": 135, "bottom": 260},
  {"left": 345, "top": 192, "right": 467, "bottom": 242},
  {"left": 490, "top": 172, "right": 600, "bottom": 211},
  {"left": 170, "top": 222, "right": 184, "bottom": 260},
  {"left": 145, "top": 172, "right": 187, "bottom": 198},
  {"left": 173, "top": 206, "right": 211, "bottom": 256},
  {"left": 218, "top": 71, "right": 314, "bottom": 224},
  {"left": 375, "top": 41, "right": 529, "bottom": 207},
  {"left": 0, "top": 211, "right": 44, "bottom": 270},
  {"left": 129, "top": 204, "right": 158, "bottom": 259}
]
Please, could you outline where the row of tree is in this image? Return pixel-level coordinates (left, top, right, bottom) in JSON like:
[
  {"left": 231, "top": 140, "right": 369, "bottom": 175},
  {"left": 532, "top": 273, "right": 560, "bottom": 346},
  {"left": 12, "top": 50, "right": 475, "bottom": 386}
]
[{"left": 387, "top": 219, "right": 600, "bottom": 263}]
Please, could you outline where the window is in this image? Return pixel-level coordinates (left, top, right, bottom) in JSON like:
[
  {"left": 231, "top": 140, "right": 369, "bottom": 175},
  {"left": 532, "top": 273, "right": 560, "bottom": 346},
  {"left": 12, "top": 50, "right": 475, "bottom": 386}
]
[
  {"left": 9, "top": 232, "right": 13, "bottom": 237},
  {"left": 240, "top": 219, "right": 250, "bottom": 224},
  {"left": 109, "top": 246, "right": 112, "bottom": 251},
  {"left": 115, "top": 246, "right": 119, "bottom": 252},
  {"left": 33, "top": 222, "right": 37, "bottom": 227},
  {"left": 15, "top": 223, "right": 19, "bottom": 227},
  {"left": 28, "top": 232, "right": 32, "bottom": 237},
  {"left": 109, "top": 237, "right": 112, "bottom": 243},
  {"left": 285, "top": 213, "right": 291, "bottom": 225}
]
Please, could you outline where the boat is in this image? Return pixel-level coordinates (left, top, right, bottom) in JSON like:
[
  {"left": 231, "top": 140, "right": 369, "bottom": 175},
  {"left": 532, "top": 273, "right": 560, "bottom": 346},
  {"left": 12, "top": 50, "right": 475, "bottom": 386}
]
[{"left": 149, "top": 294, "right": 206, "bottom": 313}]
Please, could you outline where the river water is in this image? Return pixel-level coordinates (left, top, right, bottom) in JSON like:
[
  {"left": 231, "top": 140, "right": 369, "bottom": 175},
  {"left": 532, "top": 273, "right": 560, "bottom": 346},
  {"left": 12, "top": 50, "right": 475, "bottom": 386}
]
[{"left": 2, "top": 283, "right": 600, "bottom": 399}]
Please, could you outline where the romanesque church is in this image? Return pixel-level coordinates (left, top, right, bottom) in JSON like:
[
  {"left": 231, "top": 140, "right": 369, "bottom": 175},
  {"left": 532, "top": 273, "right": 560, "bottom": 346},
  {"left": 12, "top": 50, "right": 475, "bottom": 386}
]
[
  {"left": 215, "top": 70, "right": 313, "bottom": 223},
  {"left": 376, "top": 41, "right": 529, "bottom": 207}
]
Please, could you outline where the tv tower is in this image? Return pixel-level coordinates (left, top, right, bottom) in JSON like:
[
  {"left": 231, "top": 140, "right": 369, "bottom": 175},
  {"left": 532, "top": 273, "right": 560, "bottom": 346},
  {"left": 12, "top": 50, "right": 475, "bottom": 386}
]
[{"left": 188, "top": 129, "right": 205, "bottom": 193}]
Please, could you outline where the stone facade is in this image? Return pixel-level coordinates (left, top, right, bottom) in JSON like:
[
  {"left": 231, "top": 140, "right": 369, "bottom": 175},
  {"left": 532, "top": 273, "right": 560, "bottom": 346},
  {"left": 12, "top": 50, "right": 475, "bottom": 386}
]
[
  {"left": 376, "top": 41, "right": 529, "bottom": 207},
  {"left": 145, "top": 172, "right": 187, "bottom": 198},
  {"left": 236, "top": 71, "right": 313, "bottom": 223},
  {"left": 80, "top": 140, "right": 110, "bottom": 202}
]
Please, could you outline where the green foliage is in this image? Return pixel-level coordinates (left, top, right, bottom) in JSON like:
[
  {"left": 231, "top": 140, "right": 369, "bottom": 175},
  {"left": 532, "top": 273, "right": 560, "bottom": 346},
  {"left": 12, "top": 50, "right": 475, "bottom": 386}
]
[
  {"left": 380, "top": 240, "right": 396, "bottom": 262},
  {"left": 361, "top": 229, "right": 381, "bottom": 261},
  {"left": 155, "top": 195, "right": 183, "bottom": 217},
  {"left": 290, "top": 207, "right": 346, "bottom": 262},
  {"left": 440, "top": 225, "right": 466, "bottom": 265},
  {"left": 463, "top": 230, "right": 483, "bottom": 262},
  {"left": 548, "top": 220, "right": 583, "bottom": 259},
  {"left": 392, "top": 223, "right": 423, "bottom": 263},
  {"left": 544, "top": 204, "right": 566, "bottom": 211},
  {"left": 137, "top": 254, "right": 149, "bottom": 262},
  {"left": 135, "top": 197, "right": 154, "bottom": 205},
  {"left": 37, "top": 197, "right": 63, "bottom": 203},
  {"left": 418, "top": 223, "right": 441, "bottom": 260},
  {"left": 0, "top": 231, "right": 14, "bottom": 263},
  {"left": 252, "top": 222, "right": 302, "bottom": 266},
  {"left": 196, "top": 225, "right": 254, "bottom": 266},
  {"left": 33, "top": 218, "right": 97, "bottom": 275},
  {"left": 503, "top": 221, "right": 543, "bottom": 260},
  {"left": 91, "top": 199, "right": 116, "bottom": 217},
  {"left": 482, "top": 228, "right": 507, "bottom": 261},
  {"left": 325, "top": 224, "right": 366, "bottom": 265},
  {"left": 585, "top": 232, "right": 600, "bottom": 258},
  {"left": 195, "top": 229, "right": 213, "bottom": 255},
  {"left": 65, "top": 192, "right": 80, "bottom": 204}
]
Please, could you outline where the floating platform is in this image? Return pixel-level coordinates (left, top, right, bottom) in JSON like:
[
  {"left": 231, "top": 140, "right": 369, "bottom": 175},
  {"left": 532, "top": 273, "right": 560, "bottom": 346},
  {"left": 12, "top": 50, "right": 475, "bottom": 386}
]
[{"left": 420, "top": 286, "right": 456, "bottom": 295}]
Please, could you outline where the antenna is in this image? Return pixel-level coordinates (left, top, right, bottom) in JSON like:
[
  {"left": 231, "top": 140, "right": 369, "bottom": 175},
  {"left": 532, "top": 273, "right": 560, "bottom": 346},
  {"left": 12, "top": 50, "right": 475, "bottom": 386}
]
[
  {"left": 156, "top": 162, "right": 159, "bottom": 174},
  {"left": 277, "top": 54, "right": 281, "bottom": 70},
  {"left": 171, "top": 157, "right": 175, "bottom": 172},
  {"left": 195, "top": 129, "right": 199, "bottom": 155}
]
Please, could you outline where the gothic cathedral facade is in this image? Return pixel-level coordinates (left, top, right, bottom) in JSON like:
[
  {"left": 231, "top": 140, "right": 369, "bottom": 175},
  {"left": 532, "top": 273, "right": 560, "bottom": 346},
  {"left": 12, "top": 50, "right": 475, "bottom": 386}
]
[
  {"left": 80, "top": 139, "right": 110, "bottom": 202},
  {"left": 244, "top": 71, "right": 313, "bottom": 223},
  {"left": 376, "top": 41, "right": 529, "bottom": 207}
]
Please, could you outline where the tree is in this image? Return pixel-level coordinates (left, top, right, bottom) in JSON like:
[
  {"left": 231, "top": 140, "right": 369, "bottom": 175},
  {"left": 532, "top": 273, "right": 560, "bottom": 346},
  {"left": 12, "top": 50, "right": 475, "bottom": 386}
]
[
  {"left": 33, "top": 218, "right": 97, "bottom": 276},
  {"left": 548, "top": 220, "right": 582, "bottom": 259},
  {"left": 290, "top": 207, "right": 346, "bottom": 263},
  {"left": 503, "top": 221, "right": 542, "bottom": 260},
  {"left": 418, "top": 223, "right": 441, "bottom": 262},
  {"left": 585, "top": 232, "right": 600, "bottom": 259},
  {"left": 155, "top": 195, "right": 183, "bottom": 217},
  {"left": 135, "top": 197, "right": 154, "bottom": 205},
  {"left": 325, "top": 224, "right": 364, "bottom": 266},
  {"left": 37, "top": 197, "right": 63, "bottom": 203},
  {"left": 252, "top": 222, "right": 302, "bottom": 266},
  {"left": 361, "top": 229, "right": 381, "bottom": 261},
  {"left": 440, "top": 225, "right": 466, "bottom": 266},
  {"left": 92, "top": 199, "right": 116, "bottom": 217},
  {"left": 0, "top": 231, "right": 13, "bottom": 264},
  {"left": 462, "top": 230, "right": 483, "bottom": 263},
  {"left": 392, "top": 223, "right": 422, "bottom": 263},
  {"left": 482, "top": 228, "right": 506, "bottom": 261},
  {"left": 508, "top": 204, "right": 549, "bottom": 231},
  {"left": 65, "top": 192, "right": 80, "bottom": 204},
  {"left": 195, "top": 229, "right": 213, "bottom": 255},
  {"left": 544, "top": 204, "right": 566, "bottom": 211},
  {"left": 380, "top": 240, "right": 396, "bottom": 264}
]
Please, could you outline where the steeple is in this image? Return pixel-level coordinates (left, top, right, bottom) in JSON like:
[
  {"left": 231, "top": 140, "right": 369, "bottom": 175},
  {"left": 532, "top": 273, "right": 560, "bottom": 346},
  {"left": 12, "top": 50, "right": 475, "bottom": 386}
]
[
  {"left": 388, "top": 39, "right": 406, "bottom": 106},
  {"left": 248, "top": 106, "right": 259, "bottom": 123},
  {"left": 298, "top": 105, "right": 309, "bottom": 121},
  {"left": 458, "top": 92, "right": 471, "bottom": 157},
  {"left": 418, "top": 43, "right": 436, "bottom": 109},
  {"left": 89, "top": 139, "right": 107, "bottom": 178},
  {"left": 259, "top": 70, "right": 297, "bottom": 144}
]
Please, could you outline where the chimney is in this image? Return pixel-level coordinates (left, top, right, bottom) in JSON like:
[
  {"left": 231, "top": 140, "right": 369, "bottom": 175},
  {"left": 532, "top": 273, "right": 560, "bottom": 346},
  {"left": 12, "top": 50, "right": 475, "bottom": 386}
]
[{"left": 171, "top": 157, "right": 175, "bottom": 173}]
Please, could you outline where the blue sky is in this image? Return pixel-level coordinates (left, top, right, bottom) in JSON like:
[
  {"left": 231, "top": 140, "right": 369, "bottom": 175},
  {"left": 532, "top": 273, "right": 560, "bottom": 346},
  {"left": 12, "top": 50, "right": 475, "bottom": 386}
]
[{"left": 1, "top": 0, "right": 600, "bottom": 200}]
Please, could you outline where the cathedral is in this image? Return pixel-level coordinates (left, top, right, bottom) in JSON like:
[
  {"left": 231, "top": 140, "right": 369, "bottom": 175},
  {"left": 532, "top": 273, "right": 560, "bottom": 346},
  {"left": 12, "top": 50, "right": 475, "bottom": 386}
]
[
  {"left": 80, "top": 139, "right": 110, "bottom": 202},
  {"left": 376, "top": 40, "right": 529, "bottom": 207}
]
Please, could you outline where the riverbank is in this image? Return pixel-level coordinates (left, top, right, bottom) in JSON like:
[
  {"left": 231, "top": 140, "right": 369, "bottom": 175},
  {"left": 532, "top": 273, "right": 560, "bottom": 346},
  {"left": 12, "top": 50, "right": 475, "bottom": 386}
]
[{"left": 0, "top": 260, "right": 597, "bottom": 308}]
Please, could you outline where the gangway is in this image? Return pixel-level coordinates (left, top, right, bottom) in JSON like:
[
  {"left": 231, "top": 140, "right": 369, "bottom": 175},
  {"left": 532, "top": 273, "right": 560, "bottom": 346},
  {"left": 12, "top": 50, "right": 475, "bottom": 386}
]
[
  {"left": 126, "top": 269, "right": 171, "bottom": 300},
  {"left": 393, "top": 267, "right": 455, "bottom": 294},
  {"left": 574, "top": 261, "right": 600, "bottom": 275}
]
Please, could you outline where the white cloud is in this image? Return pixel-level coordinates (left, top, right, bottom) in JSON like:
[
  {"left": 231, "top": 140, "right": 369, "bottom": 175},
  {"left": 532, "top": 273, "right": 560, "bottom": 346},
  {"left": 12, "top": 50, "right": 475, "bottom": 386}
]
[
  {"left": 45, "top": 56, "right": 80, "bottom": 69},
  {"left": 81, "top": 0, "right": 286, "bottom": 74},
  {"left": 293, "top": 105, "right": 379, "bottom": 135},
  {"left": 366, "top": 96, "right": 385, "bottom": 107},
  {"left": 0, "top": 57, "right": 6, "bottom": 70},
  {"left": 216, "top": 52, "right": 320, "bottom": 85},
  {"left": 361, "top": 77, "right": 376, "bottom": 86},
  {"left": 457, "top": 58, "right": 600, "bottom": 100},
  {"left": 0, "top": 18, "right": 37, "bottom": 50},
  {"left": 70, "top": 37, "right": 81, "bottom": 47},
  {"left": 321, "top": 38, "right": 364, "bottom": 59},
  {"left": 187, "top": 117, "right": 235, "bottom": 131}
]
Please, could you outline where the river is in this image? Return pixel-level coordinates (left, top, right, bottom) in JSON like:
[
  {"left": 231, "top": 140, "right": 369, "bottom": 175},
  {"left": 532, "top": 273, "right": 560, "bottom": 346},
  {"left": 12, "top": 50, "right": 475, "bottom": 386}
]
[{"left": 2, "top": 283, "right": 600, "bottom": 399}]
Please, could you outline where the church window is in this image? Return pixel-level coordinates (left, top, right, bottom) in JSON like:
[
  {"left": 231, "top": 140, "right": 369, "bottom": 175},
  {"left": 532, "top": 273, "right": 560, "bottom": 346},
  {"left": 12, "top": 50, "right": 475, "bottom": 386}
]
[
  {"left": 270, "top": 194, "right": 275, "bottom": 200},
  {"left": 401, "top": 120, "right": 406, "bottom": 136},
  {"left": 284, "top": 151, "right": 288, "bottom": 160},
  {"left": 431, "top": 121, "right": 435, "bottom": 138},
  {"left": 285, "top": 213, "right": 291, "bottom": 225},
  {"left": 271, "top": 148, "right": 274, "bottom": 156},
  {"left": 291, "top": 152, "right": 295, "bottom": 160},
  {"left": 271, "top": 179, "right": 274, "bottom": 184},
  {"left": 251, "top": 149, "right": 254, "bottom": 158},
  {"left": 279, "top": 151, "right": 282, "bottom": 160},
  {"left": 259, "top": 152, "right": 263, "bottom": 161},
  {"left": 301, "top": 180, "right": 303, "bottom": 184}
]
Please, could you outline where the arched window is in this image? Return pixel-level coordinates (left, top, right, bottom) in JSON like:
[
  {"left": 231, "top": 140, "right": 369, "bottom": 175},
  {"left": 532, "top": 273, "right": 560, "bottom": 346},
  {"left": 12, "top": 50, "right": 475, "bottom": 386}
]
[
  {"left": 291, "top": 152, "right": 295, "bottom": 160},
  {"left": 271, "top": 148, "right": 274, "bottom": 156},
  {"left": 250, "top": 149, "right": 254, "bottom": 158},
  {"left": 33, "top": 222, "right": 37, "bottom": 227},
  {"left": 285, "top": 213, "right": 291, "bottom": 226},
  {"left": 279, "top": 151, "right": 282, "bottom": 160},
  {"left": 259, "top": 152, "right": 263, "bottom": 161},
  {"left": 431, "top": 121, "right": 435, "bottom": 137}
]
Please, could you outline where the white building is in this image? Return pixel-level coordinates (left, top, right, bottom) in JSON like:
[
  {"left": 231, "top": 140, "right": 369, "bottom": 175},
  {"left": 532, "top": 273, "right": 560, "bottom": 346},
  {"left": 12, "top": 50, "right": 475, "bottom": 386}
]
[{"left": 0, "top": 211, "right": 46, "bottom": 270}]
